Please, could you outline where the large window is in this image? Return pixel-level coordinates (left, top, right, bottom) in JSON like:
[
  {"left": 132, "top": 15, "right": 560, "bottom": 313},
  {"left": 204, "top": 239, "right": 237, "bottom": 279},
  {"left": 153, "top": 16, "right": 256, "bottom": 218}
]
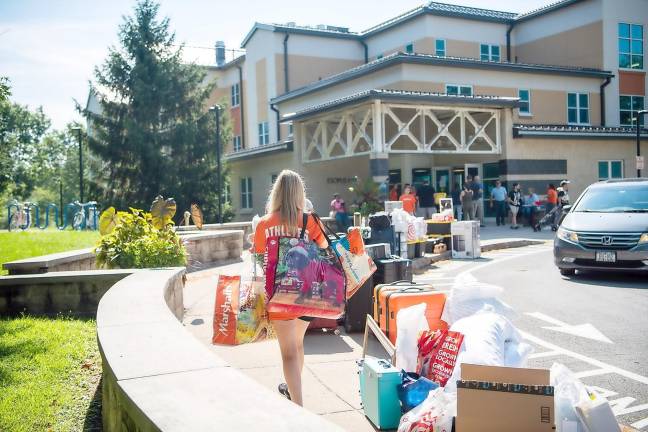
[
  {"left": 598, "top": 160, "right": 624, "bottom": 181},
  {"left": 405, "top": 43, "right": 414, "bottom": 54},
  {"left": 518, "top": 89, "right": 531, "bottom": 115},
  {"left": 258, "top": 121, "right": 269, "bottom": 145},
  {"left": 620, "top": 95, "right": 645, "bottom": 125},
  {"left": 231, "top": 83, "right": 240, "bottom": 107},
  {"left": 288, "top": 122, "right": 294, "bottom": 137},
  {"left": 480, "top": 44, "right": 500, "bottom": 62},
  {"left": 567, "top": 92, "right": 589, "bottom": 124},
  {"left": 232, "top": 135, "right": 242, "bottom": 152},
  {"left": 435, "top": 39, "right": 446, "bottom": 56},
  {"left": 241, "top": 177, "right": 252, "bottom": 209},
  {"left": 446, "top": 84, "right": 473, "bottom": 96},
  {"left": 618, "top": 23, "right": 643, "bottom": 69}
]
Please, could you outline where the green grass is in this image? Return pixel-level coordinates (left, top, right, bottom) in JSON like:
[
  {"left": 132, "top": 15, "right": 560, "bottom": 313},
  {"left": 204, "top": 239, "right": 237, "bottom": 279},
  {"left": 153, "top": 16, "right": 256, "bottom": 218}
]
[
  {"left": 0, "top": 316, "right": 102, "bottom": 432},
  {"left": 0, "top": 230, "right": 100, "bottom": 275}
]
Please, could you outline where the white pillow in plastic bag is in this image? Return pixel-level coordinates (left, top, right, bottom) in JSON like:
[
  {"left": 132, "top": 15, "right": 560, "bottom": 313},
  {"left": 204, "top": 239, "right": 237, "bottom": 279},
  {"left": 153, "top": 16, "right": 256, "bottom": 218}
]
[{"left": 395, "top": 303, "right": 429, "bottom": 373}]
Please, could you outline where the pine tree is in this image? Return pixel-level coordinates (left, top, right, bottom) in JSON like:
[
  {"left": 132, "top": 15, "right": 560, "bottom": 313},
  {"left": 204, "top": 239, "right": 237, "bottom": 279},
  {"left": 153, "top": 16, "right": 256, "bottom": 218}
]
[{"left": 80, "top": 0, "right": 230, "bottom": 222}]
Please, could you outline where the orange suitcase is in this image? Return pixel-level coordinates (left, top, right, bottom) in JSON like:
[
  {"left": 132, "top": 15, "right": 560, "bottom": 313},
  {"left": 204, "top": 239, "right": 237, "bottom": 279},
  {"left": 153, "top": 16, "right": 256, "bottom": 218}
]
[{"left": 373, "top": 281, "right": 447, "bottom": 345}]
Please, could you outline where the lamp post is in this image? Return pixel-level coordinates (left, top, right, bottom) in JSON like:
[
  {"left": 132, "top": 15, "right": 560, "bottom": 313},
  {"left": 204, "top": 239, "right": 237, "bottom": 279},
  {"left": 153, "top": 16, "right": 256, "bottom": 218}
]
[
  {"left": 636, "top": 110, "right": 647, "bottom": 178},
  {"left": 209, "top": 106, "right": 222, "bottom": 223},
  {"left": 71, "top": 127, "right": 84, "bottom": 202}
]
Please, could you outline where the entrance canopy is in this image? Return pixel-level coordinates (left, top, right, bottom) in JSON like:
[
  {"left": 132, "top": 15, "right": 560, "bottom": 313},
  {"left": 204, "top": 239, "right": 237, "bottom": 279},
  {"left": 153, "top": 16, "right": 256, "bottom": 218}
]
[{"left": 282, "top": 89, "right": 519, "bottom": 163}]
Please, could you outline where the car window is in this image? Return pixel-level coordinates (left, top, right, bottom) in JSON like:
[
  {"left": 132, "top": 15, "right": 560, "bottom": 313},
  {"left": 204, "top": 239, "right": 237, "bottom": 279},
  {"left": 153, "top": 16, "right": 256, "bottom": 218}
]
[{"left": 574, "top": 185, "right": 648, "bottom": 212}]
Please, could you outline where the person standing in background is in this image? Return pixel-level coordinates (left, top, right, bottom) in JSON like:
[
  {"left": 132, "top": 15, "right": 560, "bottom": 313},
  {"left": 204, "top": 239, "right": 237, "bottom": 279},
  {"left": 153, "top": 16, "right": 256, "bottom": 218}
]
[
  {"left": 507, "top": 183, "right": 522, "bottom": 229},
  {"left": 470, "top": 175, "right": 485, "bottom": 226},
  {"left": 330, "top": 193, "right": 349, "bottom": 232},
  {"left": 546, "top": 183, "right": 558, "bottom": 215},
  {"left": 416, "top": 180, "right": 436, "bottom": 219},
  {"left": 490, "top": 180, "right": 508, "bottom": 226},
  {"left": 521, "top": 188, "right": 539, "bottom": 226},
  {"left": 451, "top": 183, "right": 462, "bottom": 221},
  {"left": 460, "top": 182, "right": 474, "bottom": 221},
  {"left": 389, "top": 184, "right": 399, "bottom": 202},
  {"left": 399, "top": 185, "right": 417, "bottom": 215}
]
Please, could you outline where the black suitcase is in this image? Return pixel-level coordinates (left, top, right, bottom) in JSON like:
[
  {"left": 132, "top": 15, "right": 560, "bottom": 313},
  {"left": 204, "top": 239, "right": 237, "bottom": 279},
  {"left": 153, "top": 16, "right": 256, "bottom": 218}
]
[
  {"left": 374, "top": 256, "right": 412, "bottom": 285},
  {"left": 344, "top": 275, "right": 373, "bottom": 333},
  {"left": 368, "top": 226, "right": 395, "bottom": 253}
]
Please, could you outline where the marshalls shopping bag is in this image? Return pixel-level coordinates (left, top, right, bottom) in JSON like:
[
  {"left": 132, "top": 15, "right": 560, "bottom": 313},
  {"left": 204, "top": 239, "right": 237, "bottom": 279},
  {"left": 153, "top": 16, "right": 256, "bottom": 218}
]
[
  {"left": 212, "top": 275, "right": 275, "bottom": 345},
  {"left": 329, "top": 226, "right": 377, "bottom": 299},
  {"left": 265, "top": 214, "right": 346, "bottom": 319}
]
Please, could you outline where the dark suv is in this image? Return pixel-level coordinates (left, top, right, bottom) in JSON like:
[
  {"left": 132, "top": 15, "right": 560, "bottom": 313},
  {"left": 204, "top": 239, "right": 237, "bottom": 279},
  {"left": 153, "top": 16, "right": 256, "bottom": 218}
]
[{"left": 554, "top": 179, "right": 648, "bottom": 276}]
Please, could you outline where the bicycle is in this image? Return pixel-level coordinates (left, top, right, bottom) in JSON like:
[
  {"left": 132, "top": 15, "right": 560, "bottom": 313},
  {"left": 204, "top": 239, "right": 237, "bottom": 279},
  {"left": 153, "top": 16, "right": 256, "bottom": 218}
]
[{"left": 8, "top": 201, "right": 33, "bottom": 231}]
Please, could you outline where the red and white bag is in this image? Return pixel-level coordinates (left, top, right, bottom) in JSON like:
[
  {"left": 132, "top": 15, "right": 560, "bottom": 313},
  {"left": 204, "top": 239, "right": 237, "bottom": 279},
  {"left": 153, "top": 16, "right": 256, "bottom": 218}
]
[{"left": 417, "top": 329, "right": 464, "bottom": 387}]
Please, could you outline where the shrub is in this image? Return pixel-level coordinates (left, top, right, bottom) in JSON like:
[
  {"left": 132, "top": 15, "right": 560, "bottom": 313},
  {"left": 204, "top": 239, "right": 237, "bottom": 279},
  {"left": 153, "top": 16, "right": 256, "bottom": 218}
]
[{"left": 95, "top": 199, "right": 186, "bottom": 269}]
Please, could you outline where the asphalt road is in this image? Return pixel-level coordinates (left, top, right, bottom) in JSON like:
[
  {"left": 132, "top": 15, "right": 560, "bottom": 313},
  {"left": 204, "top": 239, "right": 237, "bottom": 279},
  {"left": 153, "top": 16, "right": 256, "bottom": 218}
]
[{"left": 416, "top": 244, "right": 648, "bottom": 429}]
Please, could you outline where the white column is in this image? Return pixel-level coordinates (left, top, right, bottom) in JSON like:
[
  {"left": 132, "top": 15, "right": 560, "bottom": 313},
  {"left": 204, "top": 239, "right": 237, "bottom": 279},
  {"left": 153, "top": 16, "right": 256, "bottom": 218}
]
[{"left": 372, "top": 100, "right": 384, "bottom": 154}]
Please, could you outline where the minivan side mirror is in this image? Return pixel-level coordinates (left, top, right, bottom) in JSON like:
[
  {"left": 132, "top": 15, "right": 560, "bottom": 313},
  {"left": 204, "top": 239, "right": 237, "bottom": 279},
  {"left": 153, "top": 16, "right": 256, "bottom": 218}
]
[
  {"left": 562, "top": 205, "right": 572, "bottom": 212},
  {"left": 558, "top": 205, "right": 571, "bottom": 226}
]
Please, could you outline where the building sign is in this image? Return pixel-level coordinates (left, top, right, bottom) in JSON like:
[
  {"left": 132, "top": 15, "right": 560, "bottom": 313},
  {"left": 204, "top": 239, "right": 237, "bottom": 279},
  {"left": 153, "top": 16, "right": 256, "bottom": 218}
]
[
  {"left": 637, "top": 156, "right": 644, "bottom": 170},
  {"left": 327, "top": 177, "right": 358, "bottom": 184}
]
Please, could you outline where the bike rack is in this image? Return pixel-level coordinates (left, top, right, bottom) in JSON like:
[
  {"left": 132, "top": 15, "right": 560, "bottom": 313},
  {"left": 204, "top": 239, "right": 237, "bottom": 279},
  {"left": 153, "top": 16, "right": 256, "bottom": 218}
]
[{"left": 4, "top": 201, "right": 99, "bottom": 231}]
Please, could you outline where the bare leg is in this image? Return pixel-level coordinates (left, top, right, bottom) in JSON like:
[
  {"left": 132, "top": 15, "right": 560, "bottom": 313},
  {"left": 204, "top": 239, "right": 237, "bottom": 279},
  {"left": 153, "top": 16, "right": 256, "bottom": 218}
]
[
  {"left": 272, "top": 319, "right": 305, "bottom": 406},
  {"left": 295, "top": 318, "right": 310, "bottom": 374}
]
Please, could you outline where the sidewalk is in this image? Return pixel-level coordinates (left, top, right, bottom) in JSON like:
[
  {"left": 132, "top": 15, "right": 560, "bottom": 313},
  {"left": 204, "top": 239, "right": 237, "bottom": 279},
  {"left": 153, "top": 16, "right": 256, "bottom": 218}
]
[
  {"left": 182, "top": 254, "right": 375, "bottom": 431},
  {"left": 181, "top": 227, "right": 555, "bottom": 431}
]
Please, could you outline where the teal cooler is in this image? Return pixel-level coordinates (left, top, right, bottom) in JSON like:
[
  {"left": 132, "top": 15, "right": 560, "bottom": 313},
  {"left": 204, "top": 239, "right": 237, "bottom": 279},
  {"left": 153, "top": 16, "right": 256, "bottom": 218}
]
[{"left": 360, "top": 357, "right": 401, "bottom": 430}]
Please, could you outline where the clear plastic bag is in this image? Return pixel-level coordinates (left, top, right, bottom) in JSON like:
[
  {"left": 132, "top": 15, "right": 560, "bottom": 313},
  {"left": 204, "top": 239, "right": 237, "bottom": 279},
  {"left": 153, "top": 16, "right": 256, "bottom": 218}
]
[{"left": 395, "top": 303, "right": 429, "bottom": 372}]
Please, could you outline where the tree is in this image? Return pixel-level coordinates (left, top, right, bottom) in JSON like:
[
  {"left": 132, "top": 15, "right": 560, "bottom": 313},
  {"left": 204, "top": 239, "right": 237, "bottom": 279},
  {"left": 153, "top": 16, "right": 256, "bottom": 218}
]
[
  {"left": 79, "top": 0, "right": 230, "bottom": 223},
  {"left": 0, "top": 99, "right": 51, "bottom": 198},
  {"left": 0, "top": 77, "right": 10, "bottom": 103}
]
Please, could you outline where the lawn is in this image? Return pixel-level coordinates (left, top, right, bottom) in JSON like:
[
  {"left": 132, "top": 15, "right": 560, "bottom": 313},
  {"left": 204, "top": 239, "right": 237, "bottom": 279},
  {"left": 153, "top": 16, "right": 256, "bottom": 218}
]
[
  {"left": 0, "top": 316, "right": 102, "bottom": 431},
  {"left": 0, "top": 229, "right": 100, "bottom": 275}
]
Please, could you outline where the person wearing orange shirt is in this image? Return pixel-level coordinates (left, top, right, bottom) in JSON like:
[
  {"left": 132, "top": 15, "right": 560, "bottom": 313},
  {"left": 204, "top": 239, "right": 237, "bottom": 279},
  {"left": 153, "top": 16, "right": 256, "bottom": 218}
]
[
  {"left": 399, "top": 185, "right": 417, "bottom": 215},
  {"left": 253, "top": 170, "right": 327, "bottom": 407}
]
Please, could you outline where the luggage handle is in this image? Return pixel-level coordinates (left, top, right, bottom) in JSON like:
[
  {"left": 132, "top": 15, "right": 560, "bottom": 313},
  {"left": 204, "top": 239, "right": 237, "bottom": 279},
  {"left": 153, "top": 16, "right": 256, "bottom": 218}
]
[{"left": 386, "top": 280, "right": 418, "bottom": 286}]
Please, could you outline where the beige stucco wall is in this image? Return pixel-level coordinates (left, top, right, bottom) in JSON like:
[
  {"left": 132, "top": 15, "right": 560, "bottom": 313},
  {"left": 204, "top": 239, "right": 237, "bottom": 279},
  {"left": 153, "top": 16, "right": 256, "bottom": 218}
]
[
  {"left": 514, "top": 21, "right": 604, "bottom": 69},
  {"left": 507, "top": 138, "right": 648, "bottom": 198},
  {"left": 228, "top": 151, "right": 371, "bottom": 220},
  {"left": 275, "top": 54, "right": 363, "bottom": 95},
  {"left": 255, "top": 59, "right": 268, "bottom": 121}
]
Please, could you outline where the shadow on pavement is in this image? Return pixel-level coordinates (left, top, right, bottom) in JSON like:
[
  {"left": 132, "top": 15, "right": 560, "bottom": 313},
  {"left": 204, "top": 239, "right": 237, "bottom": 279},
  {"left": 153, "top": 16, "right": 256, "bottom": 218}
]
[
  {"left": 83, "top": 377, "right": 102, "bottom": 432},
  {"left": 304, "top": 332, "right": 354, "bottom": 355}
]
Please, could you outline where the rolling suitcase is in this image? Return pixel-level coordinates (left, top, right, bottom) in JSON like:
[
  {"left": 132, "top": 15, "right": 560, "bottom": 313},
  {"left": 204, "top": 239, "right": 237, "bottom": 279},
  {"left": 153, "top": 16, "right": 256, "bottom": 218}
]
[
  {"left": 308, "top": 318, "right": 339, "bottom": 331},
  {"left": 359, "top": 357, "right": 401, "bottom": 430},
  {"left": 344, "top": 275, "right": 373, "bottom": 333},
  {"left": 364, "top": 243, "right": 391, "bottom": 260},
  {"left": 373, "top": 281, "right": 447, "bottom": 345},
  {"left": 374, "top": 256, "right": 412, "bottom": 285}
]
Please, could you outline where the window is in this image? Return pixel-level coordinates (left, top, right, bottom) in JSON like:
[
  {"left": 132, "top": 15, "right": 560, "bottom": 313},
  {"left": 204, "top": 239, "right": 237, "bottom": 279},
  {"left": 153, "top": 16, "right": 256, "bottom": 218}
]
[
  {"left": 446, "top": 84, "right": 473, "bottom": 96},
  {"left": 618, "top": 23, "right": 643, "bottom": 69},
  {"left": 567, "top": 92, "right": 589, "bottom": 124},
  {"left": 405, "top": 43, "right": 414, "bottom": 54},
  {"left": 258, "top": 121, "right": 269, "bottom": 145},
  {"left": 231, "top": 83, "right": 240, "bottom": 106},
  {"left": 518, "top": 89, "right": 531, "bottom": 115},
  {"left": 241, "top": 177, "right": 252, "bottom": 209},
  {"left": 598, "top": 160, "right": 623, "bottom": 180},
  {"left": 480, "top": 44, "right": 500, "bottom": 62},
  {"left": 232, "top": 135, "right": 242, "bottom": 152},
  {"left": 287, "top": 122, "right": 294, "bottom": 137},
  {"left": 620, "top": 95, "right": 645, "bottom": 125},
  {"left": 435, "top": 39, "right": 446, "bottom": 56}
]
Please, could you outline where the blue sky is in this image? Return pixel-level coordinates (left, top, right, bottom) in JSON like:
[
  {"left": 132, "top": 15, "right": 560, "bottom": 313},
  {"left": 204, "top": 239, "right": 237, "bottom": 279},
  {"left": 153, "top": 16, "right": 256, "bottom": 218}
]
[{"left": 0, "top": 0, "right": 551, "bottom": 129}]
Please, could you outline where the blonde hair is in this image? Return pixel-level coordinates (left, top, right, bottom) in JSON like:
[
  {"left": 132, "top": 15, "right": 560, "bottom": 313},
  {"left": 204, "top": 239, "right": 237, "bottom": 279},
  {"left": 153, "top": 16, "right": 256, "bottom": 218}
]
[{"left": 266, "top": 169, "right": 306, "bottom": 228}]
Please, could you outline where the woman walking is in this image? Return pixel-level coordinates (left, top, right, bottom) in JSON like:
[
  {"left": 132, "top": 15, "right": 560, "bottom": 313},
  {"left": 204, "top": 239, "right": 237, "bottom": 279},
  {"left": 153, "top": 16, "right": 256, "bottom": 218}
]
[
  {"left": 253, "top": 169, "right": 328, "bottom": 406},
  {"left": 508, "top": 183, "right": 522, "bottom": 229}
]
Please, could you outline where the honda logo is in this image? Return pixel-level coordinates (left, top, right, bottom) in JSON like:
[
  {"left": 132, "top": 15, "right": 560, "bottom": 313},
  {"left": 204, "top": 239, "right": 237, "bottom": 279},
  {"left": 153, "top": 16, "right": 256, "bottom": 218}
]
[{"left": 601, "top": 236, "right": 613, "bottom": 245}]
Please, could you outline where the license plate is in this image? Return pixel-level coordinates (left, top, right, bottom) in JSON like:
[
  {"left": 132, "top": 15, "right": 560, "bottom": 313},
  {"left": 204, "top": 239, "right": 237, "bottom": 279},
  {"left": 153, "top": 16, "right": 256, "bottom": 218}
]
[{"left": 595, "top": 251, "right": 616, "bottom": 263}]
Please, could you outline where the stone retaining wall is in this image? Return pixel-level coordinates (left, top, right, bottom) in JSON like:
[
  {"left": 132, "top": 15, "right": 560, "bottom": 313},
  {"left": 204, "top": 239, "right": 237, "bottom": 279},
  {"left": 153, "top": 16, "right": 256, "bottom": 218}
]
[
  {"left": 0, "top": 270, "right": 134, "bottom": 316},
  {"left": 3, "top": 248, "right": 96, "bottom": 275},
  {"left": 181, "top": 230, "right": 244, "bottom": 271}
]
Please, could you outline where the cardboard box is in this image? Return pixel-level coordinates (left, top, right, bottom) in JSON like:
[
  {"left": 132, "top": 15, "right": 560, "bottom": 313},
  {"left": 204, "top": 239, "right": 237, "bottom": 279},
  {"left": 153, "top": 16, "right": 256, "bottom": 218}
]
[{"left": 457, "top": 364, "right": 554, "bottom": 432}]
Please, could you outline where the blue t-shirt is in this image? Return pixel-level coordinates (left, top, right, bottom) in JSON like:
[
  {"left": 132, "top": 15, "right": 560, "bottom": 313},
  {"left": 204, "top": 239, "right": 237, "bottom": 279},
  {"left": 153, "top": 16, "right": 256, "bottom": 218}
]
[{"left": 491, "top": 186, "right": 508, "bottom": 202}]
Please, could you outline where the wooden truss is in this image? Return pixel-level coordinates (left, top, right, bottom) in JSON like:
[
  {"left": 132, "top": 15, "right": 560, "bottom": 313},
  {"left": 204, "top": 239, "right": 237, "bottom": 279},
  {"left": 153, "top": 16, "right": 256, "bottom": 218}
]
[{"left": 298, "top": 101, "right": 501, "bottom": 162}]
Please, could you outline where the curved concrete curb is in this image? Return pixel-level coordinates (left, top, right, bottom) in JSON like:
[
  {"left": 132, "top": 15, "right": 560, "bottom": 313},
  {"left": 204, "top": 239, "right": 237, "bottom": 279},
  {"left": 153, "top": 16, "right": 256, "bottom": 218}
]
[{"left": 97, "top": 268, "right": 343, "bottom": 431}]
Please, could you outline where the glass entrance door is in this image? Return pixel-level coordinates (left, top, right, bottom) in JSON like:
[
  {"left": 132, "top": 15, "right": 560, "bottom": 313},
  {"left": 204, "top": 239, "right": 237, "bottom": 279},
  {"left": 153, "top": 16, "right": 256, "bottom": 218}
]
[{"left": 433, "top": 167, "right": 450, "bottom": 194}]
